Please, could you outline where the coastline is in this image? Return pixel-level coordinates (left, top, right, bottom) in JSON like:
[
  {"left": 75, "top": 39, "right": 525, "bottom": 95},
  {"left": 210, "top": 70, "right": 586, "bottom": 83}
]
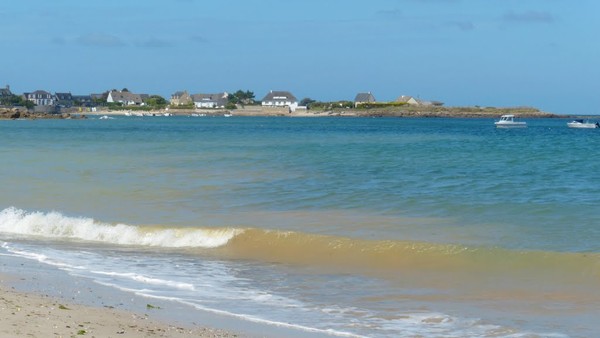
[
  {"left": 2, "top": 105, "right": 565, "bottom": 119},
  {"left": 0, "top": 256, "right": 242, "bottom": 338},
  {"left": 0, "top": 282, "right": 234, "bottom": 337},
  {"left": 0, "top": 253, "right": 329, "bottom": 338},
  {"left": 90, "top": 105, "right": 562, "bottom": 118}
]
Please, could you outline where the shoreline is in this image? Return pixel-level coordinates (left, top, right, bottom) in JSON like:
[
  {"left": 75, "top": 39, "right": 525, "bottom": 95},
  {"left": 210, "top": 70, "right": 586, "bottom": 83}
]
[
  {"left": 0, "top": 253, "right": 327, "bottom": 338},
  {"left": 87, "top": 106, "right": 564, "bottom": 118},
  {"left": 0, "top": 282, "right": 235, "bottom": 337},
  {"left": 2, "top": 105, "right": 569, "bottom": 119},
  {"left": 0, "top": 255, "right": 243, "bottom": 338}
]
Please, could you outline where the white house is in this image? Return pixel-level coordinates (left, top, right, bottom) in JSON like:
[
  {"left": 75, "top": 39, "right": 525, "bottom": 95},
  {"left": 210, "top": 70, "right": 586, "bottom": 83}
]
[
  {"left": 396, "top": 95, "right": 420, "bottom": 105},
  {"left": 191, "top": 92, "right": 229, "bottom": 108},
  {"left": 25, "top": 90, "right": 55, "bottom": 106},
  {"left": 261, "top": 90, "right": 298, "bottom": 111}
]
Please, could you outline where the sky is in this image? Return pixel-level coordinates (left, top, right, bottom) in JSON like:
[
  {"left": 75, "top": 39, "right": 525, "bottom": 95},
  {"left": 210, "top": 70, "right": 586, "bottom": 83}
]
[{"left": 1, "top": 0, "right": 599, "bottom": 114}]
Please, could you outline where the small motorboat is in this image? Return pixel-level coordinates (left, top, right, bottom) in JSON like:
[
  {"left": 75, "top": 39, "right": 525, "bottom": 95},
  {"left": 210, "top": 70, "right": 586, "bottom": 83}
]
[
  {"left": 494, "top": 114, "right": 527, "bottom": 128},
  {"left": 567, "top": 119, "right": 599, "bottom": 129}
]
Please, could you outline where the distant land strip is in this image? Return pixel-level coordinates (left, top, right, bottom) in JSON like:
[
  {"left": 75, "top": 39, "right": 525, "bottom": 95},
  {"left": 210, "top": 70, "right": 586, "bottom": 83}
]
[{"left": 1, "top": 106, "right": 562, "bottom": 119}]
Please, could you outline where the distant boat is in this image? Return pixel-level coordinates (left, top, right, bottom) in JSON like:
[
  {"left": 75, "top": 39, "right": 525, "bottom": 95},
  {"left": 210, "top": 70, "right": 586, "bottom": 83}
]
[
  {"left": 223, "top": 113, "right": 232, "bottom": 117},
  {"left": 567, "top": 119, "right": 599, "bottom": 129},
  {"left": 494, "top": 114, "right": 527, "bottom": 128},
  {"left": 98, "top": 115, "right": 113, "bottom": 120}
]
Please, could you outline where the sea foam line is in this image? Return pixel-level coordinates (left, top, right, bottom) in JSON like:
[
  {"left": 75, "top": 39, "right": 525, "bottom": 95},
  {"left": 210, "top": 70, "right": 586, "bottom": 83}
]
[
  {"left": 96, "top": 283, "right": 368, "bottom": 338},
  {"left": 0, "top": 207, "right": 240, "bottom": 248}
]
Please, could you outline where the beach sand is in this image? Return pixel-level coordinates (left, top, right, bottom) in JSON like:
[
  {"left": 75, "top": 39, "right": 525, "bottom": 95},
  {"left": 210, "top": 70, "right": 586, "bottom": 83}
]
[
  {"left": 0, "top": 255, "right": 243, "bottom": 338},
  {"left": 0, "top": 251, "right": 325, "bottom": 338},
  {"left": 0, "top": 279, "right": 238, "bottom": 337}
]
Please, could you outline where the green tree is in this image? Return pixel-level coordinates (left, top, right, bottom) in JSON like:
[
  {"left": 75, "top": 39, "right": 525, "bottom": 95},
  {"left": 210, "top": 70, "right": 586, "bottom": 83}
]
[
  {"left": 228, "top": 90, "right": 255, "bottom": 105},
  {"left": 144, "top": 95, "right": 167, "bottom": 108},
  {"left": 300, "top": 97, "right": 316, "bottom": 107},
  {"left": 1, "top": 95, "right": 34, "bottom": 109}
]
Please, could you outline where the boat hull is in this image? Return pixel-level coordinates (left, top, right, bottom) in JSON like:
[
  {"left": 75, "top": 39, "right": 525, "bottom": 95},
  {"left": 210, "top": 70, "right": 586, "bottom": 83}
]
[
  {"left": 567, "top": 122, "right": 598, "bottom": 129},
  {"left": 495, "top": 122, "right": 527, "bottom": 128}
]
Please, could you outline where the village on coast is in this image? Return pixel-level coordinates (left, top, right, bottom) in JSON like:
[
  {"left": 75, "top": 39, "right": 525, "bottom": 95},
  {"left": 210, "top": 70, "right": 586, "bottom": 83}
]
[{"left": 0, "top": 84, "right": 558, "bottom": 119}]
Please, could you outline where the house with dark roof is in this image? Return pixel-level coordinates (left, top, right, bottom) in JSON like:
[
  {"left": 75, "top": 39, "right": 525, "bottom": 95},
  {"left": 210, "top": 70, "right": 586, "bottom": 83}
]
[
  {"left": 91, "top": 93, "right": 107, "bottom": 101},
  {"left": 72, "top": 95, "right": 94, "bottom": 107},
  {"left": 107, "top": 90, "right": 143, "bottom": 105},
  {"left": 261, "top": 90, "right": 298, "bottom": 108},
  {"left": 0, "top": 85, "right": 12, "bottom": 99},
  {"left": 354, "top": 92, "right": 376, "bottom": 107},
  {"left": 25, "top": 90, "right": 55, "bottom": 106},
  {"left": 170, "top": 91, "right": 192, "bottom": 106},
  {"left": 191, "top": 92, "right": 229, "bottom": 108},
  {"left": 55, "top": 92, "right": 73, "bottom": 107}
]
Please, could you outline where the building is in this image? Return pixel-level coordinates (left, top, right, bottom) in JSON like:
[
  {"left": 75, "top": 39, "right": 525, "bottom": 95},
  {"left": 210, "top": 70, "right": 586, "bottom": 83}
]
[
  {"left": 261, "top": 90, "right": 298, "bottom": 107},
  {"left": 396, "top": 95, "right": 421, "bottom": 106},
  {"left": 25, "top": 90, "right": 55, "bottom": 106},
  {"left": 354, "top": 92, "right": 376, "bottom": 107},
  {"left": 170, "top": 91, "right": 192, "bottom": 106},
  {"left": 395, "top": 95, "right": 438, "bottom": 106},
  {"left": 55, "top": 92, "right": 73, "bottom": 107},
  {"left": 0, "top": 85, "right": 12, "bottom": 99},
  {"left": 107, "top": 90, "right": 143, "bottom": 106},
  {"left": 191, "top": 92, "right": 229, "bottom": 108},
  {"left": 72, "top": 95, "right": 94, "bottom": 107}
]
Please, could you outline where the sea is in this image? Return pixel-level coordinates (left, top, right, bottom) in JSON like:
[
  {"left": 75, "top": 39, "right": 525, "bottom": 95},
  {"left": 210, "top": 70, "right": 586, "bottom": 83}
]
[{"left": 0, "top": 116, "right": 598, "bottom": 337}]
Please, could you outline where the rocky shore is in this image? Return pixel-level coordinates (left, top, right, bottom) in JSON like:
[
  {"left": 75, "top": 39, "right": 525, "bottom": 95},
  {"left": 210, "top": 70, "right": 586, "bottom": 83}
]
[
  {"left": 3, "top": 105, "right": 563, "bottom": 119},
  {"left": 0, "top": 107, "right": 85, "bottom": 120},
  {"left": 303, "top": 106, "right": 560, "bottom": 118}
]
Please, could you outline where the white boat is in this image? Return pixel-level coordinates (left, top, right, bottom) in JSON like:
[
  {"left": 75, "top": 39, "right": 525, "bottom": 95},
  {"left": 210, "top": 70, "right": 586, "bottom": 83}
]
[
  {"left": 567, "top": 119, "right": 599, "bottom": 129},
  {"left": 494, "top": 114, "right": 527, "bottom": 128},
  {"left": 98, "top": 115, "right": 114, "bottom": 120}
]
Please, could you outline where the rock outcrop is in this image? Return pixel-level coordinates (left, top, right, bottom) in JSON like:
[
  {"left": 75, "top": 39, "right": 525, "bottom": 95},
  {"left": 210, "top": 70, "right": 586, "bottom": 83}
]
[{"left": 0, "top": 107, "right": 85, "bottom": 120}]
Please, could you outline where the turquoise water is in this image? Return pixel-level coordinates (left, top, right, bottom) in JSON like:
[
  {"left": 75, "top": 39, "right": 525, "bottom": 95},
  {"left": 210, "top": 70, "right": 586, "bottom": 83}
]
[{"left": 1, "top": 116, "right": 599, "bottom": 337}]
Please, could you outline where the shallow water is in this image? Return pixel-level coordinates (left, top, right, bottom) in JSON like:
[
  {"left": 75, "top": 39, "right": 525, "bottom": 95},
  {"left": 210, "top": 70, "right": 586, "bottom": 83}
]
[{"left": 1, "top": 116, "right": 598, "bottom": 337}]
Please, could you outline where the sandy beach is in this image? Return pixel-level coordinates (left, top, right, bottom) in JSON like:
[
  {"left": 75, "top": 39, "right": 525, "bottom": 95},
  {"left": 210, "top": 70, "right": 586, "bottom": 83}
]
[
  {"left": 0, "top": 255, "right": 243, "bottom": 338},
  {"left": 0, "top": 278, "right": 238, "bottom": 337}
]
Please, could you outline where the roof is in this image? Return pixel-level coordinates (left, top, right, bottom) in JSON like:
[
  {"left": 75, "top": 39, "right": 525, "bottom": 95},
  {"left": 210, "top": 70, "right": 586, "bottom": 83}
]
[
  {"left": 262, "top": 90, "right": 297, "bottom": 102},
  {"left": 192, "top": 93, "right": 227, "bottom": 100},
  {"left": 354, "top": 92, "right": 375, "bottom": 102},
  {"left": 0, "top": 89, "right": 11, "bottom": 97},
  {"left": 109, "top": 90, "right": 142, "bottom": 104},
  {"left": 29, "top": 90, "right": 52, "bottom": 96},
  {"left": 396, "top": 95, "right": 416, "bottom": 103},
  {"left": 72, "top": 95, "right": 92, "bottom": 100},
  {"left": 171, "top": 91, "right": 188, "bottom": 98},
  {"left": 191, "top": 93, "right": 229, "bottom": 105},
  {"left": 55, "top": 92, "right": 72, "bottom": 100}
]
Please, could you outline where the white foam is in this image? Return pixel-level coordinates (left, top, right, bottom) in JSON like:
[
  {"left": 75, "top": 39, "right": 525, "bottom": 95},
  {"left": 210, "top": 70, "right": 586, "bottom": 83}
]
[
  {"left": 0, "top": 207, "right": 240, "bottom": 248},
  {"left": 90, "top": 271, "right": 196, "bottom": 291}
]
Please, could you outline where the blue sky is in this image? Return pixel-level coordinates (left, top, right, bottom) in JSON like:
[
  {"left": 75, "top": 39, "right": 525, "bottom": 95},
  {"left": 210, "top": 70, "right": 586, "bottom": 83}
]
[{"left": 1, "top": 0, "right": 598, "bottom": 114}]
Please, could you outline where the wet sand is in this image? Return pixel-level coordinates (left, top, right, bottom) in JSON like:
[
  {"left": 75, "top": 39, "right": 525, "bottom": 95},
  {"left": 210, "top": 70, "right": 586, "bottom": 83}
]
[
  {"left": 0, "top": 279, "right": 238, "bottom": 337},
  {"left": 0, "top": 288, "right": 233, "bottom": 337}
]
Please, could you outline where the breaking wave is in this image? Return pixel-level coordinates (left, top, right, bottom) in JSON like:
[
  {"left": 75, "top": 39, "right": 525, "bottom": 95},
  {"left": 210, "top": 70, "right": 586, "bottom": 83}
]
[
  {"left": 0, "top": 207, "right": 240, "bottom": 248},
  {"left": 2, "top": 207, "right": 599, "bottom": 283}
]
